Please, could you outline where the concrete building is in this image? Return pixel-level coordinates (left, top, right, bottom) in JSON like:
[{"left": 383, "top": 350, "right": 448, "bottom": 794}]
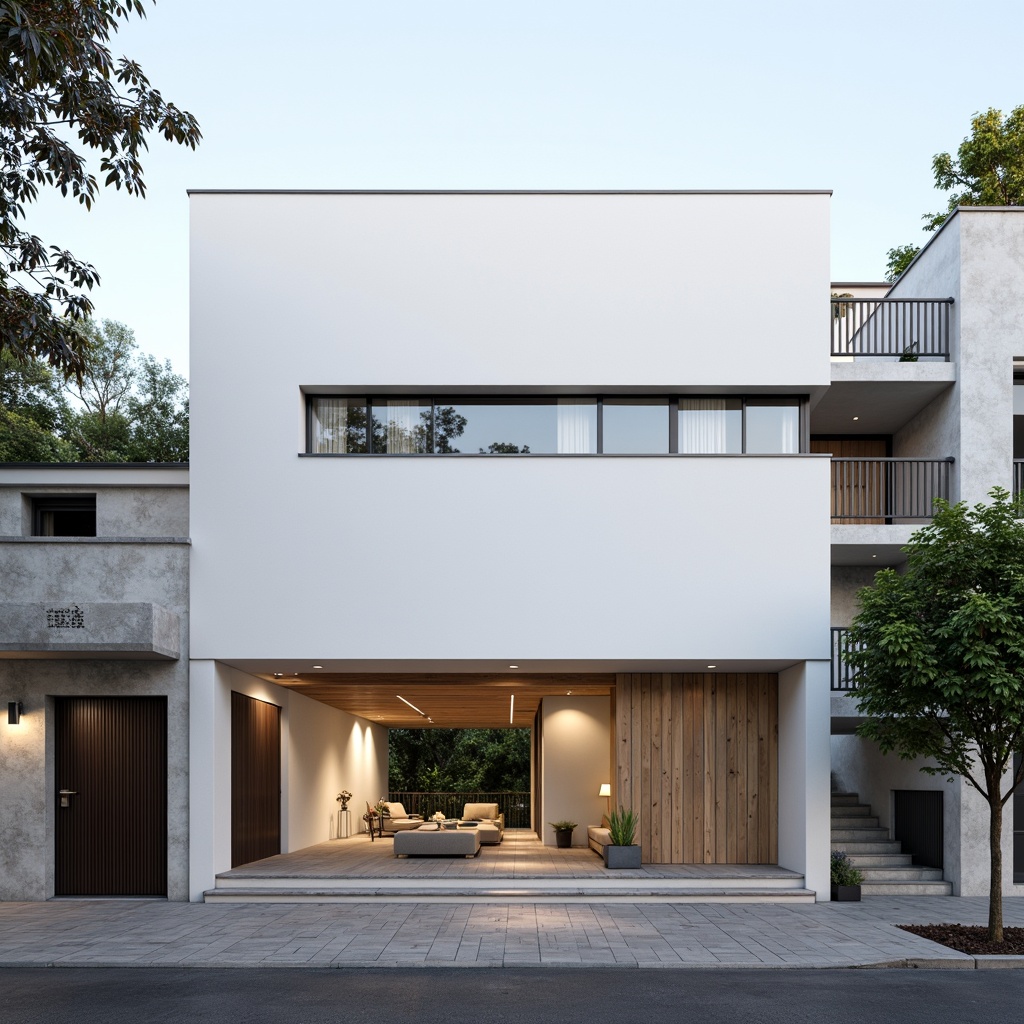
[{"left": 0, "top": 193, "right": 1021, "bottom": 903}]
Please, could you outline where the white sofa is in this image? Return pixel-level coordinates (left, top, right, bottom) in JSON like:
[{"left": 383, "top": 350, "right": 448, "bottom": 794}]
[
  {"left": 460, "top": 802, "right": 505, "bottom": 842},
  {"left": 381, "top": 802, "right": 424, "bottom": 833}
]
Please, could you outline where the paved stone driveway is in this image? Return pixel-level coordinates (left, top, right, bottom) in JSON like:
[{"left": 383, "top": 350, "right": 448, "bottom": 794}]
[{"left": 1, "top": 897, "right": 1023, "bottom": 969}]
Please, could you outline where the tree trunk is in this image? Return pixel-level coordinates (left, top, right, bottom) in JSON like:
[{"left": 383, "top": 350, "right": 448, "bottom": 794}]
[{"left": 989, "top": 792, "right": 1004, "bottom": 943}]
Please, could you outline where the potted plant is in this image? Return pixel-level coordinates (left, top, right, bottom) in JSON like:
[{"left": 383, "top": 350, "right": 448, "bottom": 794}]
[
  {"left": 830, "top": 850, "right": 863, "bottom": 901},
  {"left": 549, "top": 820, "right": 577, "bottom": 848},
  {"left": 604, "top": 806, "right": 641, "bottom": 868}
]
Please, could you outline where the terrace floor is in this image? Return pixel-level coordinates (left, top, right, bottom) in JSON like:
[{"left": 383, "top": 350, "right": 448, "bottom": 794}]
[{"left": 208, "top": 830, "right": 810, "bottom": 904}]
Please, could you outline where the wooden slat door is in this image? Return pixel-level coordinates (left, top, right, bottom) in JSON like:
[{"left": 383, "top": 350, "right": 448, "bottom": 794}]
[
  {"left": 231, "top": 691, "right": 281, "bottom": 867},
  {"left": 811, "top": 437, "right": 889, "bottom": 524},
  {"left": 55, "top": 696, "right": 167, "bottom": 897}
]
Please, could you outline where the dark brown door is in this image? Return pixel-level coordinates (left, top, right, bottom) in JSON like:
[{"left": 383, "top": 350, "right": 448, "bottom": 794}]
[
  {"left": 55, "top": 696, "right": 167, "bottom": 897},
  {"left": 231, "top": 691, "right": 281, "bottom": 867}
]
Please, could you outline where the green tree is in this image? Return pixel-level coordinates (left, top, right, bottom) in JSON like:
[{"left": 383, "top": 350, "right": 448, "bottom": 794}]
[
  {"left": 0, "top": 349, "right": 76, "bottom": 460},
  {"left": 884, "top": 245, "right": 920, "bottom": 283},
  {"left": 388, "top": 728, "right": 530, "bottom": 793},
  {"left": 123, "top": 355, "right": 187, "bottom": 462},
  {"left": 847, "top": 489, "right": 1024, "bottom": 942},
  {"left": 885, "top": 105, "right": 1024, "bottom": 279},
  {"left": 0, "top": 0, "right": 201, "bottom": 376},
  {"left": 925, "top": 106, "right": 1024, "bottom": 231}
]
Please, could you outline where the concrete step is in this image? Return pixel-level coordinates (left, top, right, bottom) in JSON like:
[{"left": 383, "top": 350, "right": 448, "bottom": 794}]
[
  {"left": 857, "top": 866, "right": 945, "bottom": 882},
  {"left": 203, "top": 887, "right": 818, "bottom": 905},
  {"left": 832, "top": 840, "right": 902, "bottom": 854},
  {"left": 860, "top": 880, "right": 953, "bottom": 896},
  {"left": 830, "top": 793, "right": 861, "bottom": 806},
  {"left": 830, "top": 804, "right": 873, "bottom": 817},
  {"left": 831, "top": 815, "right": 879, "bottom": 829},
  {"left": 845, "top": 853, "right": 912, "bottom": 868},
  {"left": 830, "top": 827, "right": 891, "bottom": 843}
]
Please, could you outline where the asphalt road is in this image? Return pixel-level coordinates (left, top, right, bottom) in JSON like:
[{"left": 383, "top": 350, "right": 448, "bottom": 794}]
[{"left": 2, "top": 967, "right": 1022, "bottom": 1024}]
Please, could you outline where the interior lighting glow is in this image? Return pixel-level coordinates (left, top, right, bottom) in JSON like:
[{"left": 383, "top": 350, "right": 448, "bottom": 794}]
[{"left": 397, "top": 694, "right": 426, "bottom": 717}]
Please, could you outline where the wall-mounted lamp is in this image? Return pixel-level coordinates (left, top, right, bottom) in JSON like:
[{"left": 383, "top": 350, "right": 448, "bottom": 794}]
[
  {"left": 599, "top": 783, "right": 611, "bottom": 813},
  {"left": 8, "top": 701, "right": 23, "bottom": 725},
  {"left": 510, "top": 694, "right": 515, "bottom": 724}
]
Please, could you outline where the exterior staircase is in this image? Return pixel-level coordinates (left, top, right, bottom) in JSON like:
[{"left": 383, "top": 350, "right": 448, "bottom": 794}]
[{"left": 831, "top": 793, "right": 952, "bottom": 896}]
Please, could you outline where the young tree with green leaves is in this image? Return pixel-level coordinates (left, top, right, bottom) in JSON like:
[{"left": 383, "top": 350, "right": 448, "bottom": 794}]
[
  {"left": 0, "top": 1, "right": 201, "bottom": 375},
  {"left": 885, "top": 105, "right": 1024, "bottom": 280},
  {"left": 848, "top": 489, "right": 1024, "bottom": 941}
]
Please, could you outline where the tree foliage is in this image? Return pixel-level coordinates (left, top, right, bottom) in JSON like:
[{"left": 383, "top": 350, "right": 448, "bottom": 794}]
[
  {"left": 848, "top": 489, "right": 1024, "bottom": 940},
  {"left": 885, "top": 105, "right": 1024, "bottom": 279},
  {"left": 0, "top": 317, "right": 187, "bottom": 461},
  {"left": 388, "top": 728, "right": 530, "bottom": 793},
  {"left": 0, "top": 1, "right": 200, "bottom": 374}
]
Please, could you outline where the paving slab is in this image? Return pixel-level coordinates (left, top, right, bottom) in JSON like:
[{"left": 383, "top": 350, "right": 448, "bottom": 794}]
[{"left": 0, "top": 896, "right": 1023, "bottom": 969}]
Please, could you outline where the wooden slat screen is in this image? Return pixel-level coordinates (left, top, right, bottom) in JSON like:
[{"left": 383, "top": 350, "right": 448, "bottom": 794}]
[
  {"left": 55, "top": 696, "right": 167, "bottom": 896},
  {"left": 231, "top": 691, "right": 282, "bottom": 868},
  {"left": 616, "top": 673, "right": 777, "bottom": 864}
]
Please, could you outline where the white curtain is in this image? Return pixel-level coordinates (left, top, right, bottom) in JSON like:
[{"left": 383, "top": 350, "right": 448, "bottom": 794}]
[
  {"left": 312, "top": 398, "right": 352, "bottom": 453},
  {"left": 679, "top": 399, "right": 729, "bottom": 454},
  {"left": 778, "top": 408, "right": 799, "bottom": 453},
  {"left": 557, "top": 398, "right": 595, "bottom": 453},
  {"left": 381, "top": 400, "right": 422, "bottom": 453}
]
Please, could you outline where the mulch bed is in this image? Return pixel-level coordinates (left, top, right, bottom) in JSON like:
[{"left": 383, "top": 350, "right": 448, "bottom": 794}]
[{"left": 899, "top": 923, "right": 1024, "bottom": 955}]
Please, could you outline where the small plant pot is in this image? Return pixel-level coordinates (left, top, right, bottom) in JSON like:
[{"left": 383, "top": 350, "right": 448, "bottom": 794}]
[
  {"left": 831, "top": 884, "right": 861, "bottom": 902},
  {"left": 554, "top": 829, "right": 573, "bottom": 848},
  {"left": 604, "top": 844, "right": 642, "bottom": 869}
]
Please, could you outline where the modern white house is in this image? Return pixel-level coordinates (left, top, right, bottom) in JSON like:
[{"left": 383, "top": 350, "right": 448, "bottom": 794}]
[{"left": 0, "top": 192, "right": 1021, "bottom": 903}]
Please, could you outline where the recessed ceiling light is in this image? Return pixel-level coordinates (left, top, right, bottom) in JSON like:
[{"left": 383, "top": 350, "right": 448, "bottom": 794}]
[
  {"left": 708, "top": 664, "right": 717, "bottom": 669},
  {"left": 853, "top": 416, "right": 859, "bottom": 421},
  {"left": 273, "top": 673, "right": 283, "bottom": 678},
  {"left": 872, "top": 554, "right": 877, "bottom": 558},
  {"left": 312, "top": 664, "right": 323, "bottom": 669},
  {"left": 566, "top": 690, "right": 572, "bottom": 695},
  {"left": 509, "top": 664, "right": 519, "bottom": 669}
]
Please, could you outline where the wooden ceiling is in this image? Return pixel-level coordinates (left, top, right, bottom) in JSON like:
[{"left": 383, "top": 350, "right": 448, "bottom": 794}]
[{"left": 265, "top": 672, "right": 615, "bottom": 728}]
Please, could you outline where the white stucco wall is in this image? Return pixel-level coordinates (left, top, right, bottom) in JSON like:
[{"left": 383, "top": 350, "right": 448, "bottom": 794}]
[
  {"left": 539, "top": 696, "right": 611, "bottom": 847},
  {"left": 188, "top": 660, "right": 387, "bottom": 900},
  {"left": 778, "top": 661, "right": 831, "bottom": 899}
]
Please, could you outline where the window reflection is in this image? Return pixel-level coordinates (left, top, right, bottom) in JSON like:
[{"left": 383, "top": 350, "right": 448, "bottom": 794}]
[
  {"left": 603, "top": 399, "right": 668, "bottom": 453},
  {"left": 311, "top": 397, "right": 368, "bottom": 453},
  {"left": 745, "top": 401, "right": 800, "bottom": 454},
  {"left": 372, "top": 400, "right": 432, "bottom": 454},
  {"left": 439, "top": 399, "right": 596, "bottom": 454}
]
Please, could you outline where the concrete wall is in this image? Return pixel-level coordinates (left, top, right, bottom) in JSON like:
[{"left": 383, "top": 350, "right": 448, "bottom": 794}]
[
  {"left": 778, "top": 661, "right": 831, "bottom": 899},
  {"left": 0, "top": 470, "right": 190, "bottom": 901},
  {"left": 189, "top": 660, "right": 388, "bottom": 900},
  {"left": 539, "top": 696, "right": 611, "bottom": 847},
  {"left": 831, "top": 735, "right": 1015, "bottom": 897}
]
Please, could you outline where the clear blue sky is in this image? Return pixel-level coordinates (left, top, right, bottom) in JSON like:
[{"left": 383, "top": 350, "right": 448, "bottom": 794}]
[{"left": 29, "top": 0, "right": 1024, "bottom": 375}]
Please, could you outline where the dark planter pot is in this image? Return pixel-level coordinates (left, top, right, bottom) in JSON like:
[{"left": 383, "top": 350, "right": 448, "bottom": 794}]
[
  {"left": 604, "top": 844, "right": 642, "bottom": 869},
  {"left": 831, "top": 884, "right": 861, "bottom": 902},
  {"left": 554, "top": 829, "right": 573, "bottom": 848}
]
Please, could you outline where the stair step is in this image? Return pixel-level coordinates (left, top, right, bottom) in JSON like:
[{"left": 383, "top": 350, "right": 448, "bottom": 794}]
[
  {"left": 860, "top": 880, "right": 953, "bottom": 896},
  {"left": 831, "top": 828, "right": 890, "bottom": 842},
  {"left": 845, "top": 854, "right": 912, "bottom": 867},
  {"left": 830, "top": 794, "right": 860, "bottom": 806},
  {"left": 832, "top": 840, "right": 902, "bottom": 854},
  {"left": 857, "top": 866, "right": 945, "bottom": 882},
  {"left": 203, "top": 887, "right": 818, "bottom": 905},
  {"left": 830, "top": 805, "right": 872, "bottom": 817},
  {"left": 831, "top": 815, "right": 879, "bottom": 829}
]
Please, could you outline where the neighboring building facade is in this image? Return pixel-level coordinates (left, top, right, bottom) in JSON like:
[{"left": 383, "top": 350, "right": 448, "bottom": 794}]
[{"left": 1, "top": 194, "right": 1021, "bottom": 902}]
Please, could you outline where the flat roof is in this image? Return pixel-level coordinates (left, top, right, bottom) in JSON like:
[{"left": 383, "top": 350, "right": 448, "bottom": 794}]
[{"left": 187, "top": 188, "right": 834, "bottom": 196}]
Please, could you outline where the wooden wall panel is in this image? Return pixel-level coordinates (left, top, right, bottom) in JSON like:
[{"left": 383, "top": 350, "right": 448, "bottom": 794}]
[
  {"left": 231, "top": 691, "right": 281, "bottom": 868},
  {"left": 615, "top": 673, "right": 778, "bottom": 864}
]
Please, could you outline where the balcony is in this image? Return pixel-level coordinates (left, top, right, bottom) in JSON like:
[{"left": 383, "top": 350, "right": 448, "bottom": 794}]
[
  {"left": 830, "top": 458, "right": 953, "bottom": 523},
  {"left": 830, "top": 627, "right": 859, "bottom": 691},
  {"left": 830, "top": 298, "right": 953, "bottom": 360}
]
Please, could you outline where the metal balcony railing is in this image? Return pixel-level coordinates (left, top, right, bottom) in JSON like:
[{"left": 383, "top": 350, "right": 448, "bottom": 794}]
[
  {"left": 387, "top": 791, "right": 531, "bottom": 828},
  {"left": 830, "top": 297, "right": 952, "bottom": 359},
  {"left": 1015, "top": 460, "right": 1024, "bottom": 500},
  {"left": 830, "top": 457, "right": 953, "bottom": 522},
  {"left": 831, "top": 627, "right": 860, "bottom": 691}
]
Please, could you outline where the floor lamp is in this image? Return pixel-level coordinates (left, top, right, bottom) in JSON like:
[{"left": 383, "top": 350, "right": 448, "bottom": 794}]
[{"left": 599, "top": 783, "right": 611, "bottom": 816}]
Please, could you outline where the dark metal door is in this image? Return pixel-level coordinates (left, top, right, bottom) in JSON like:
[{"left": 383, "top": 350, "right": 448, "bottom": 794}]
[
  {"left": 55, "top": 696, "right": 168, "bottom": 897},
  {"left": 231, "top": 691, "right": 281, "bottom": 867}
]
